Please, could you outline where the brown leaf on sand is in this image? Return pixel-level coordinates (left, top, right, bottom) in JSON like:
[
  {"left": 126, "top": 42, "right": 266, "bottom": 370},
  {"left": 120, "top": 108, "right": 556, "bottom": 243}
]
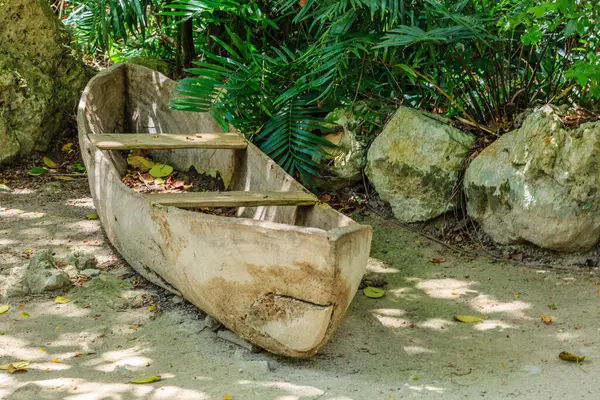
[
  {"left": 429, "top": 257, "right": 446, "bottom": 263},
  {"left": 559, "top": 352, "right": 585, "bottom": 363}
]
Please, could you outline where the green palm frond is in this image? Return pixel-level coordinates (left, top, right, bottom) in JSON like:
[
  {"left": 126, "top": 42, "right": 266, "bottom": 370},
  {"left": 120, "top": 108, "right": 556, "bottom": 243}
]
[
  {"left": 160, "top": 0, "right": 241, "bottom": 18},
  {"left": 64, "top": 0, "right": 159, "bottom": 53},
  {"left": 257, "top": 98, "right": 331, "bottom": 184}
]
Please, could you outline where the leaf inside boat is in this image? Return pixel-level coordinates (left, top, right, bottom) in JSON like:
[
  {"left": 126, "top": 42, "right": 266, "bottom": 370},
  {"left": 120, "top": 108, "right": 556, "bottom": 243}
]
[{"left": 149, "top": 164, "right": 173, "bottom": 178}]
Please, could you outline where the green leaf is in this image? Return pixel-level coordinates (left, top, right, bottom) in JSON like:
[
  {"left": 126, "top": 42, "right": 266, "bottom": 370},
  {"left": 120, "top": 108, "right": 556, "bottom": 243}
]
[
  {"left": 363, "top": 287, "right": 385, "bottom": 298},
  {"left": 72, "top": 163, "right": 86, "bottom": 173},
  {"left": 521, "top": 26, "right": 542, "bottom": 45},
  {"left": 28, "top": 168, "right": 47, "bottom": 177},
  {"left": 149, "top": 164, "right": 173, "bottom": 178},
  {"left": 454, "top": 315, "right": 485, "bottom": 323},
  {"left": 54, "top": 296, "right": 71, "bottom": 304},
  {"left": 0, "top": 304, "right": 8, "bottom": 315},
  {"left": 86, "top": 213, "right": 99, "bottom": 220},
  {"left": 129, "top": 375, "right": 160, "bottom": 384}
]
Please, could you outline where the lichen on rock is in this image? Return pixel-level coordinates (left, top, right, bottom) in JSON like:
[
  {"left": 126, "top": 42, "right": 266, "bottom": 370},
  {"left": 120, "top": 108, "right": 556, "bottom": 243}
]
[
  {"left": 365, "top": 106, "right": 475, "bottom": 222},
  {"left": 464, "top": 105, "right": 600, "bottom": 252},
  {"left": 0, "top": 0, "right": 91, "bottom": 164},
  {"left": 3, "top": 249, "right": 71, "bottom": 298},
  {"left": 316, "top": 101, "right": 391, "bottom": 190}
]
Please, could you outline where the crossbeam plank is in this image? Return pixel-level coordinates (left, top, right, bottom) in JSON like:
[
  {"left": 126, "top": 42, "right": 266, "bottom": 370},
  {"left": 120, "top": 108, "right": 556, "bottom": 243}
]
[
  {"left": 144, "top": 191, "right": 318, "bottom": 208},
  {"left": 90, "top": 133, "right": 247, "bottom": 150}
]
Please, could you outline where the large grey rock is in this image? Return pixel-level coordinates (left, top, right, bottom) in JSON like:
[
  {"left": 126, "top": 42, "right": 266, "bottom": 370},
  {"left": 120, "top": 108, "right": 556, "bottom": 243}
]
[
  {"left": 127, "top": 57, "right": 169, "bottom": 76},
  {"left": 0, "top": 0, "right": 90, "bottom": 164},
  {"left": 464, "top": 105, "right": 600, "bottom": 252},
  {"left": 366, "top": 107, "right": 475, "bottom": 222}
]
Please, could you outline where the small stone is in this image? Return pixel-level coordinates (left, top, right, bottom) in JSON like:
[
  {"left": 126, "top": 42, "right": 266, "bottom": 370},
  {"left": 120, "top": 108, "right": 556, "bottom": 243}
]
[
  {"left": 26, "top": 269, "right": 71, "bottom": 294},
  {"left": 239, "top": 360, "right": 274, "bottom": 373},
  {"left": 171, "top": 295, "right": 185, "bottom": 305},
  {"left": 68, "top": 250, "right": 98, "bottom": 270},
  {"left": 217, "top": 329, "right": 261, "bottom": 353},
  {"left": 63, "top": 265, "right": 79, "bottom": 279},
  {"left": 3, "top": 266, "right": 28, "bottom": 299},
  {"left": 203, "top": 315, "right": 222, "bottom": 331},
  {"left": 233, "top": 348, "right": 251, "bottom": 361},
  {"left": 32, "top": 249, "right": 55, "bottom": 269},
  {"left": 39, "top": 182, "right": 62, "bottom": 196},
  {"left": 80, "top": 269, "right": 100, "bottom": 278},
  {"left": 359, "top": 272, "right": 387, "bottom": 289}
]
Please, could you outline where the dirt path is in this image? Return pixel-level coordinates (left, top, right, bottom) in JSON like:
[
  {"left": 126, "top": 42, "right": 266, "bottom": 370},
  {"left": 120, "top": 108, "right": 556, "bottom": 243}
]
[{"left": 1, "top": 179, "right": 599, "bottom": 399}]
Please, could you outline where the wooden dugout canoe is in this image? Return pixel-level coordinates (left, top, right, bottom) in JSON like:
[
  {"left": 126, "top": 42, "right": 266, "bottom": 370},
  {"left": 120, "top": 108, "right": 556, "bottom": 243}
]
[{"left": 77, "top": 63, "right": 372, "bottom": 358}]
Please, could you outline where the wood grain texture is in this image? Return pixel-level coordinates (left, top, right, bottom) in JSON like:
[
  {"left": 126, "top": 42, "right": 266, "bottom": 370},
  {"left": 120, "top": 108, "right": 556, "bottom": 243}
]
[
  {"left": 90, "top": 133, "right": 247, "bottom": 150},
  {"left": 144, "top": 191, "right": 318, "bottom": 208}
]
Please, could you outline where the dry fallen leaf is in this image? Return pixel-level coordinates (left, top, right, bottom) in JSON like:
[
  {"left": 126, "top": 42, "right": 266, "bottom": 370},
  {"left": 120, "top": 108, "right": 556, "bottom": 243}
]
[
  {"left": 74, "top": 352, "right": 96, "bottom": 358},
  {"left": 54, "top": 296, "right": 71, "bottom": 304},
  {"left": 429, "top": 257, "right": 446, "bottom": 263},
  {"left": 0, "top": 361, "right": 30, "bottom": 374},
  {"left": 513, "top": 293, "right": 521, "bottom": 299},
  {"left": 54, "top": 175, "right": 74, "bottom": 181},
  {"left": 541, "top": 314, "right": 553, "bottom": 325},
  {"left": 224, "top": 395, "right": 233, "bottom": 400},
  {"left": 559, "top": 351, "right": 585, "bottom": 363},
  {"left": 51, "top": 358, "right": 60, "bottom": 363},
  {"left": 454, "top": 315, "right": 485, "bottom": 323},
  {"left": 129, "top": 375, "right": 160, "bottom": 384},
  {"left": 43, "top": 157, "right": 58, "bottom": 169}
]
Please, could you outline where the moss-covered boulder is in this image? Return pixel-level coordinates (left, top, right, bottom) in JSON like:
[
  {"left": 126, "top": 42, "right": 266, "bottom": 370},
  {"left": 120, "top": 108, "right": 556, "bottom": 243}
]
[
  {"left": 127, "top": 57, "right": 170, "bottom": 76},
  {"left": 464, "top": 105, "right": 600, "bottom": 252},
  {"left": 366, "top": 107, "right": 474, "bottom": 222},
  {"left": 316, "top": 106, "right": 369, "bottom": 189},
  {"left": 0, "top": 0, "right": 90, "bottom": 164}
]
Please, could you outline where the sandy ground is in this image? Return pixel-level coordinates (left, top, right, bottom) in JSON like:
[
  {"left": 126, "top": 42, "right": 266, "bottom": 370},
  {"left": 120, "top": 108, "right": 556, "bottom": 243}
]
[{"left": 1, "top": 179, "right": 600, "bottom": 399}]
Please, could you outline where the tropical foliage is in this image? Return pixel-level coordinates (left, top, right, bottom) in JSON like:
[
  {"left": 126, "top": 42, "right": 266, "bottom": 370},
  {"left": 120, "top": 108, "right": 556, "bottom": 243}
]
[{"left": 56, "top": 0, "right": 600, "bottom": 183}]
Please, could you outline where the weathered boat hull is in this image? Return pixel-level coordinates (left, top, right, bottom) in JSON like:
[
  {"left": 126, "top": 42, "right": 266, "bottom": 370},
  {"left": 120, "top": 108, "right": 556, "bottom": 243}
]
[{"left": 77, "top": 63, "right": 372, "bottom": 357}]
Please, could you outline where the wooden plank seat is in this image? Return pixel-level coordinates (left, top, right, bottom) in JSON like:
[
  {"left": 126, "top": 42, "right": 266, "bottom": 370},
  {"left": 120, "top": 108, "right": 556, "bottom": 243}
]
[
  {"left": 143, "top": 191, "right": 318, "bottom": 208},
  {"left": 90, "top": 133, "right": 248, "bottom": 150}
]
